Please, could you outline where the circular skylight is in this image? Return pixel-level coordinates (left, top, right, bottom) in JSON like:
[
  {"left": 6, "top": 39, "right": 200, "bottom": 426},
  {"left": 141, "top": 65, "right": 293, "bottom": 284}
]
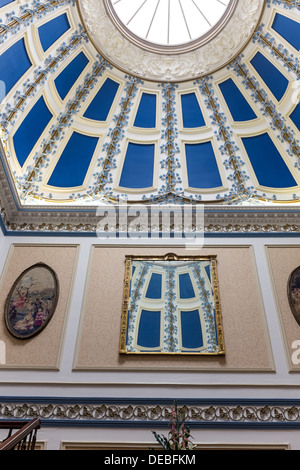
[{"left": 107, "top": 0, "right": 232, "bottom": 49}]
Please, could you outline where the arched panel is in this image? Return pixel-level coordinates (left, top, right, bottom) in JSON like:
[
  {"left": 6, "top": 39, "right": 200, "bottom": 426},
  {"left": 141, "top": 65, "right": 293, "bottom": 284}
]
[
  {"left": 272, "top": 13, "right": 300, "bottom": 50},
  {"left": 133, "top": 93, "right": 157, "bottom": 128},
  {"left": 242, "top": 133, "right": 297, "bottom": 189},
  {"left": 13, "top": 96, "right": 53, "bottom": 167},
  {"left": 0, "top": 38, "right": 32, "bottom": 97},
  {"left": 219, "top": 78, "right": 257, "bottom": 122},
  {"left": 250, "top": 51, "right": 289, "bottom": 102},
  {"left": 54, "top": 51, "right": 89, "bottom": 101},
  {"left": 185, "top": 141, "right": 222, "bottom": 189},
  {"left": 181, "top": 92, "right": 206, "bottom": 128},
  {"left": 83, "top": 78, "right": 119, "bottom": 121},
  {"left": 38, "top": 13, "right": 71, "bottom": 52},
  {"left": 47, "top": 131, "right": 99, "bottom": 188},
  {"left": 119, "top": 142, "right": 155, "bottom": 189}
]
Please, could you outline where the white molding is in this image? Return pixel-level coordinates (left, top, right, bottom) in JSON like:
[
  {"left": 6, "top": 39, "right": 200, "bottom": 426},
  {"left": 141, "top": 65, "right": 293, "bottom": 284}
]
[{"left": 78, "top": 0, "right": 265, "bottom": 82}]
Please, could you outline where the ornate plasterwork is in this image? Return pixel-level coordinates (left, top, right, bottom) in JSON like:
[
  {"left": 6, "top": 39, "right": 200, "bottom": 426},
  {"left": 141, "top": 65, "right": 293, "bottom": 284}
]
[
  {"left": 2, "top": 397, "right": 300, "bottom": 427},
  {"left": 78, "top": 0, "right": 265, "bottom": 82},
  {"left": 0, "top": 141, "right": 299, "bottom": 235}
]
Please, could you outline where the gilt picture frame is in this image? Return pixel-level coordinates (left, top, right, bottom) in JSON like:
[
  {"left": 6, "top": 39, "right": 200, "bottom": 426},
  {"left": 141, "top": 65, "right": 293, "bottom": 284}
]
[
  {"left": 4, "top": 262, "right": 59, "bottom": 340},
  {"left": 288, "top": 266, "right": 300, "bottom": 326},
  {"left": 119, "top": 253, "right": 225, "bottom": 355}
]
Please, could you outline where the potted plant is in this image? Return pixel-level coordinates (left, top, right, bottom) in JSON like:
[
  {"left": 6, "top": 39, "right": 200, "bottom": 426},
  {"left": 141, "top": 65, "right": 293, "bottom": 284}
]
[{"left": 152, "top": 401, "right": 196, "bottom": 450}]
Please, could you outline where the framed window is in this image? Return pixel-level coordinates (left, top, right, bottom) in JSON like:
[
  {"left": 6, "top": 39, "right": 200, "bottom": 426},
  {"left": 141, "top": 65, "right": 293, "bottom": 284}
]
[{"left": 119, "top": 253, "right": 225, "bottom": 355}]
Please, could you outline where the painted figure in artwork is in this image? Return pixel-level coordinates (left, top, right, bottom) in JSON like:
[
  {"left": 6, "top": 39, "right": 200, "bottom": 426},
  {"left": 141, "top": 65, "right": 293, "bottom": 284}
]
[
  {"left": 288, "top": 267, "right": 300, "bottom": 326},
  {"left": 5, "top": 264, "right": 58, "bottom": 339}
]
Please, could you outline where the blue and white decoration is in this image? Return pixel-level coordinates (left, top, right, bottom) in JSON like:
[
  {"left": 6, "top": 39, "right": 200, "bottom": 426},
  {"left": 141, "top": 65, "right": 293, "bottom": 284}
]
[{"left": 0, "top": 0, "right": 299, "bottom": 206}]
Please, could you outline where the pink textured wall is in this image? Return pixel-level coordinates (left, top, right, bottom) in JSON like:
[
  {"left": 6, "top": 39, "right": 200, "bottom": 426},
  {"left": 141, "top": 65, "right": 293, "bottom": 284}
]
[
  {"left": 75, "top": 245, "right": 273, "bottom": 371},
  {"left": 0, "top": 244, "right": 78, "bottom": 369},
  {"left": 266, "top": 246, "right": 300, "bottom": 371}
]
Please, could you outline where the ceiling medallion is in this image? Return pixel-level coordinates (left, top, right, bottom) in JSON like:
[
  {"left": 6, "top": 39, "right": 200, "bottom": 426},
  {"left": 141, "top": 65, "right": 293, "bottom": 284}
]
[{"left": 78, "top": 0, "right": 265, "bottom": 82}]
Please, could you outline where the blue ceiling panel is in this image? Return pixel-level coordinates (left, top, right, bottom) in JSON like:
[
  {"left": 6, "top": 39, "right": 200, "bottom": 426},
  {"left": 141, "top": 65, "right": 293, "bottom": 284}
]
[
  {"left": 38, "top": 13, "right": 71, "bottom": 52},
  {"left": 0, "top": 0, "right": 14, "bottom": 6},
  {"left": 272, "top": 13, "right": 300, "bottom": 50},
  {"left": 250, "top": 51, "right": 289, "bottom": 102},
  {"left": 83, "top": 78, "right": 119, "bottom": 121},
  {"left": 47, "top": 131, "right": 98, "bottom": 187},
  {"left": 119, "top": 142, "right": 155, "bottom": 189},
  {"left": 242, "top": 133, "right": 297, "bottom": 188},
  {"left": 185, "top": 141, "right": 222, "bottom": 189},
  {"left": 219, "top": 78, "right": 257, "bottom": 121},
  {"left": 133, "top": 93, "right": 157, "bottom": 128},
  {"left": 54, "top": 52, "right": 89, "bottom": 100},
  {"left": 181, "top": 93, "right": 206, "bottom": 128},
  {"left": 13, "top": 96, "right": 53, "bottom": 167},
  {"left": 0, "top": 38, "right": 32, "bottom": 96}
]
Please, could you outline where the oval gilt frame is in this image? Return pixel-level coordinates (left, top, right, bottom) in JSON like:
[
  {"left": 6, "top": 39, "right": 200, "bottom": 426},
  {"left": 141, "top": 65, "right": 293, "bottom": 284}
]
[
  {"left": 288, "top": 266, "right": 300, "bottom": 327},
  {"left": 4, "top": 262, "right": 59, "bottom": 340}
]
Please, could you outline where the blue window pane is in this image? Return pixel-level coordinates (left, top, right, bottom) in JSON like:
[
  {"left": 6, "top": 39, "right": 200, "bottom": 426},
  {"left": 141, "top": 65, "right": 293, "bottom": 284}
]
[
  {"left": 181, "top": 310, "right": 203, "bottom": 349},
  {"left": 54, "top": 52, "right": 89, "bottom": 100},
  {"left": 219, "top": 78, "right": 257, "bottom": 121},
  {"left": 272, "top": 13, "right": 300, "bottom": 50},
  {"left": 146, "top": 273, "right": 162, "bottom": 299},
  {"left": 13, "top": 96, "right": 53, "bottom": 167},
  {"left": 83, "top": 78, "right": 119, "bottom": 121},
  {"left": 290, "top": 103, "right": 300, "bottom": 130},
  {"left": 134, "top": 93, "right": 157, "bottom": 128},
  {"left": 38, "top": 13, "right": 70, "bottom": 51},
  {"left": 0, "top": 38, "right": 32, "bottom": 96},
  {"left": 48, "top": 131, "right": 98, "bottom": 187},
  {"left": 181, "top": 93, "right": 206, "bottom": 128},
  {"left": 251, "top": 51, "right": 289, "bottom": 101},
  {"left": 137, "top": 310, "right": 161, "bottom": 348},
  {"left": 119, "top": 142, "right": 155, "bottom": 189},
  {"left": 242, "top": 133, "right": 297, "bottom": 188},
  {"left": 185, "top": 141, "right": 222, "bottom": 189},
  {"left": 179, "top": 273, "right": 195, "bottom": 299}
]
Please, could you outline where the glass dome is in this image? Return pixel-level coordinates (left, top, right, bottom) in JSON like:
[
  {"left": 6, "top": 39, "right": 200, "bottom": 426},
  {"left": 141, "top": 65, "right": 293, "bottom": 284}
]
[{"left": 106, "top": 0, "right": 232, "bottom": 52}]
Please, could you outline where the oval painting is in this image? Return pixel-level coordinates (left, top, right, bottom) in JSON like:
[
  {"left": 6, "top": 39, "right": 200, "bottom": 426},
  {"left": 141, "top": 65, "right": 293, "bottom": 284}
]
[
  {"left": 288, "top": 266, "right": 300, "bottom": 326},
  {"left": 4, "top": 263, "right": 59, "bottom": 339}
]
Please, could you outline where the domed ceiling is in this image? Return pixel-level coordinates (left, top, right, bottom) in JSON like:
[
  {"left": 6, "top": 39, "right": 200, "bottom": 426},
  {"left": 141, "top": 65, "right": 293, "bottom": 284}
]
[{"left": 0, "top": 0, "right": 299, "bottom": 233}]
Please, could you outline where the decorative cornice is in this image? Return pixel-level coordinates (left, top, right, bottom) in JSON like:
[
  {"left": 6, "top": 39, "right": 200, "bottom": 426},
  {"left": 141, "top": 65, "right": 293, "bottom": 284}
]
[
  {"left": 0, "top": 122, "right": 300, "bottom": 235},
  {"left": 77, "top": 0, "right": 265, "bottom": 82},
  {"left": 2, "top": 397, "right": 300, "bottom": 428}
]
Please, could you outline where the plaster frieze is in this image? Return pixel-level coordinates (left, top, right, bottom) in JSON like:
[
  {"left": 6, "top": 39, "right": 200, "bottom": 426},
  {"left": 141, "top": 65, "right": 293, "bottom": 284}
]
[{"left": 78, "top": 0, "right": 265, "bottom": 82}]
